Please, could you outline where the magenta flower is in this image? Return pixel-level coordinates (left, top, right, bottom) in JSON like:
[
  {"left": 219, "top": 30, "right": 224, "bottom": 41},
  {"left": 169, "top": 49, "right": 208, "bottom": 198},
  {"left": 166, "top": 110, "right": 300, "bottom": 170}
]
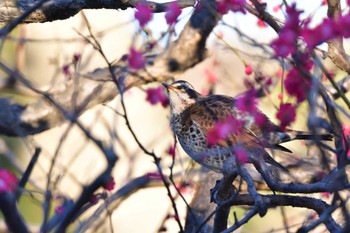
[
  {"left": 165, "top": 2, "right": 182, "bottom": 25},
  {"left": 62, "top": 64, "right": 70, "bottom": 76},
  {"left": 339, "top": 13, "right": 350, "bottom": 38},
  {"left": 217, "top": 0, "right": 246, "bottom": 15},
  {"left": 235, "top": 88, "right": 257, "bottom": 115},
  {"left": 203, "top": 68, "right": 218, "bottom": 84},
  {"left": 271, "top": 3, "right": 302, "bottom": 57},
  {"left": 167, "top": 144, "right": 176, "bottom": 157},
  {"left": 343, "top": 124, "right": 350, "bottom": 137},
  {"left": 284, "top": 67, "right": 311, "bottom": 103},
  {"left": 146, "top": 86, "right": 169, "bottom": 107},
  {"left": 128, "top": 48, "right": 145, "bottom": 70},
  {"left": 276, "top": 103, "right": 296, "bottom": 130},
  {"left": 302, "top": 18, "right": 339, "bottom": 48},
  {"left": 135, "top": 4, "right": 153, "bottom": 28},
  {"left": 207, "top": 116, "right": 244, "bottom": 146},
  {"left": 254, "top": 111, "right": 269, "bottom": 128},
  {"left": 244, "top": 64, "right": 253, "bottom": 75},
  {"left": 257, "top": 19, "right": 267, "bottom": 28},
  {"left": 0, "top": 169, "right": 17, "bottom": 193},
  {"left": 102, "top": 176, "right": 115, "bottom": 191},
  {"left": 73, "top": 53, "right": 81, "bottom": 63},
  {"left": 272, "top": 4, "right": 282, "bottom": 12}
]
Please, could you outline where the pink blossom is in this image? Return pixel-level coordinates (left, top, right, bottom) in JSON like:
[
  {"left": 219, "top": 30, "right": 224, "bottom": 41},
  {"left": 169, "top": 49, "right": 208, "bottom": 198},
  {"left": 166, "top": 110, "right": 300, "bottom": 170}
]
[
  {"left": 217, "top": 0, "right": 246, "bottom": 15},
  {"left": 302, "top": 18, "right": 339, "bottom": 48},
  {"left": 276, "top": 103, "right": 296, "bottom": 130},
  {"left": 102, "top": 176, "right": 115, "bottom": 191},
  {"left": 254, "top": 111, "right": 269, "bottom": 128},
  {"left": 167, "top": 144, "right": 176, "bottom": 157},
  {"left": 257, "top": 19, "right": 266, "bottom": 28},
  {"left": 165, "top": 2, "right": 182, "bottom": 25},
  {"left": 284, "top": 67, "right": 311, "bottom": 102},
  {"left": 127, "top": 48, "right": 145, "bottom": 70},
  {"left": 272, "top": 4, "right": 282, "bottom": 12},
  {"left": 135, "top": 4, "right": 153, "bottom": 28},
  {"left": 343, "top": 124, "right": 350, "bottom": 137},
  {"left": 271, "top": 30, "right": 298, "bottom": 57},
  {"left": 146, "top": 86, "right": 169, "bottom": 107},
  {"left": 73, "top": 53, "right": 80, "bottom": 63},
  {"left": 244, "top": 64, "right": 253, "bottom": 75},
  {"left": 207, "top": 116, "right": 244, "bottom": 146},
  {"left": 321, "top": 192, "right": 331, "bottom": 198},
  {"left": 203, "top": 68, "right": 218, "bottom": 84},
  {"left": 235, "top": 88, "right": 257, "bottom": 115},
  {"left": 62, "top": 64, "right": 70, "bottom": 76},
  {"left": 0, "top": 169, "right": 17, "bottom": 193},
  {"left": 271, "top": 4, "right": 302, "bottom": 57},
  {"left": 339, "top": 14, "right": 350, "bottom": 37}
]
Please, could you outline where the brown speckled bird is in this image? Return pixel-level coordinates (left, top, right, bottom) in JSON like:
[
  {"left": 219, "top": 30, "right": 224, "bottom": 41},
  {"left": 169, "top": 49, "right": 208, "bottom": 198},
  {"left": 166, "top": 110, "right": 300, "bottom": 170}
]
[{"left": 163, "top": 80, "right": 333, "bottom": 173}]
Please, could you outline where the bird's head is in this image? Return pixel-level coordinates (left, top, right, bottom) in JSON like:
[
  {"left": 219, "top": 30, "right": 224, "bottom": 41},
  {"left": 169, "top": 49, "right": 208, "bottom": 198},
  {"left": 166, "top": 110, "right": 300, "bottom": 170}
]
[{"left": 162, "top": 80, "right": 200, "bottom": 114}]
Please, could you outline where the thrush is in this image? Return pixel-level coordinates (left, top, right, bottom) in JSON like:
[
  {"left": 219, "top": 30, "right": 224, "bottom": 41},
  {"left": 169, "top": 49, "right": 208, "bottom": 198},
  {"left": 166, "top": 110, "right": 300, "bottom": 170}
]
[{"left": 163, "top": 80, "right": 333, "bottom": 173}]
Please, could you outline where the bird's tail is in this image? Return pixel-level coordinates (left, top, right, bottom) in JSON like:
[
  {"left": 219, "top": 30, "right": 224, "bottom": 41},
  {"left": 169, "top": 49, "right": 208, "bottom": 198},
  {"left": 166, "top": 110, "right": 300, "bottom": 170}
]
[{"left": 270, "top": 130, "right": 333, "bottom": 144}]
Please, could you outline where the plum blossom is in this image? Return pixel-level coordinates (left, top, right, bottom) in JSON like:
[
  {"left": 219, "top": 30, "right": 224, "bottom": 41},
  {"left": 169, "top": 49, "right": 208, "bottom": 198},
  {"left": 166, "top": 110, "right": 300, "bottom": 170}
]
[
  {"left": 276, "top": 103, "right": 296, "bottom": 130},
  {"left": 102, "top": 176, "right": 115, "bottom": 191},
  {"left": 207, "top": 116, "right": 244, "bottom": 146},
  {"left": 235, "top": 88, "right": 258, "bottom": 115},
  {"left": 217, "top": 0, "right": 246, "bottom": 15},
  {"left": 135, "top": 4, "right": 152, "bottom": 28},
  {"left": 165, "top": 2, "right": 182, "bottom": 25},
  {"left": 271, "top": 4, "right": 302, "bottom": 57},
  {"left": 0, "top": 169, "right": 17, "bottom": 193},
  {"left": 146, "top": 86, "right": 169, "bottom": 107},
  {"left": 128, "top": 48, "right": 145, "bottom": 70}
]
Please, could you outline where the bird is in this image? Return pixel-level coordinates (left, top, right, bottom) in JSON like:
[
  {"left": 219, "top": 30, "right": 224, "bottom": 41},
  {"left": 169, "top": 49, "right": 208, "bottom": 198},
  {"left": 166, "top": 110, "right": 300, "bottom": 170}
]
[{"left": 162, "top": 80, "right": 333, "bottom": 173}]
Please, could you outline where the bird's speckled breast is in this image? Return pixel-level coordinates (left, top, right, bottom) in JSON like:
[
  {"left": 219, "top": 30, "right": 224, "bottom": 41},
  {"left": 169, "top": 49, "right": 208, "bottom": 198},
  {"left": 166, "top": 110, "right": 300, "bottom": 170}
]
[{"left": 170, "top": 113, "right": 230, "bottom": 172}]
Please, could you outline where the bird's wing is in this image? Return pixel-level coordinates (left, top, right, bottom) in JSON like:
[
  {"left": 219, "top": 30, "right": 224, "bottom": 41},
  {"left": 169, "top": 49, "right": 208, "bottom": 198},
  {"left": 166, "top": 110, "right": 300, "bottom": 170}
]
[{"left": 183, "top": 95, "right": 261, "bottom": 148}]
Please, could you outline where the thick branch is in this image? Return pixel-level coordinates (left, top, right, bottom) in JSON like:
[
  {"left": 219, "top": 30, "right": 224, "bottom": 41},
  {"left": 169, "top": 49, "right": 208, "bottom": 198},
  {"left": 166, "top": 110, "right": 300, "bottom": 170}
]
[
  {"left": 225, "top": 194, "right": 341, "bottom": 233},
  {"left": 327, "top": 0, "right": 350, "bottom": 73}
]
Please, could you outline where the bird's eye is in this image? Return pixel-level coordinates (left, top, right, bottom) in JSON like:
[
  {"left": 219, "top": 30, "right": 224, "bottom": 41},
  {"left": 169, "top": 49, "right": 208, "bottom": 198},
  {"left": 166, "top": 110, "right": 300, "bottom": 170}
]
[{"left": 176, "top": 85, "right": 183, "bottom": 90}]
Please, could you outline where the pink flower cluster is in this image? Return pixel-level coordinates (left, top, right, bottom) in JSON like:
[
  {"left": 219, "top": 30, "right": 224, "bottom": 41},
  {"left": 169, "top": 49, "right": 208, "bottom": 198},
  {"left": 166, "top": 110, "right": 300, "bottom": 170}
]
[
  {"left": 276, "top": 103, "right": 296, "bottom": 130},
  {"left": 165, "top": 2, "right": 182, "bottom": 25},
  {"left": 135, "top": 2, "right": 182, "bottom": 27},
  {"left": 206, "top": 116, "right": 244, "bottom": 146},
  {"left": 0, "top": 169, "right": 17, "bottom": 193},
  {"left": 127, "top": 48, "right": 145, "bottom": 70},
  {"left": 271, "top": 3, "right": 303, "bottom": 58},
  {"left": 102, "top": 176, "right": 115, "bottom": 191},
  {"left": 271, "top": 2, "right": 350, "bottom": 56},
  {"left": 135, "top": 4, "right": 153, "bottom": 28},
  {"left": 302, "top": 15, "right": 350, "bottom": 49},
  {"left": 284, "top": 58, "right": 313, "bottom": 102},
  {"left": 217, "top": 0, "right": 246, "bottom": 15},
  {"left": 146, "top": 86, "right": 169, "bottom": 107}
]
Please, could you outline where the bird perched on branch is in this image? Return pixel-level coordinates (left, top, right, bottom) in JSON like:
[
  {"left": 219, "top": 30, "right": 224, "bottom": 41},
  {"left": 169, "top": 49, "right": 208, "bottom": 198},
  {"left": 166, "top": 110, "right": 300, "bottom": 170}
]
[{"left": 163, "top": 80, "right": 333, "bottom": 173}]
